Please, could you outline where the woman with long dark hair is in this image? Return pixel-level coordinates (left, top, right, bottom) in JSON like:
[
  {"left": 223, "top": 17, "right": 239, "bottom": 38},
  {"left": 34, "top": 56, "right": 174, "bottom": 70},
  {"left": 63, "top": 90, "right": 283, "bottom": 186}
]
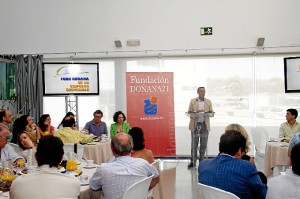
[{"left": 38, "top": 114, "right": 54, "bottom": 137}]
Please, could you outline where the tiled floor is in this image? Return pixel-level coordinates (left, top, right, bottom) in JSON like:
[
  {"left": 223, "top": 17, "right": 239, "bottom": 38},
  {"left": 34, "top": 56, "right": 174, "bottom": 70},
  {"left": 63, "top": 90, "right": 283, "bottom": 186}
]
[{"left": 151, "top": 160, "right": 202, "bottom": 199}]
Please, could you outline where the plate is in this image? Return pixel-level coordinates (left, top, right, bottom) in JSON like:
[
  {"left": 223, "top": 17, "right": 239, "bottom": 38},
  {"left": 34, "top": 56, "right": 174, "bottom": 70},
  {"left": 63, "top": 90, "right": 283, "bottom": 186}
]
[
  {"left": 280, "top": 143, "right": 288, "bottom": 147},
  {"left": 87, "top": 142, "right": 97, "bottom": 145},
  {"left": 58, "top": 167, "right": 66, "bottom": 173},
  {"left": 63, "top": 171, "right": 81, "bottom": 177},
  {"left": 83, "top": 165, "right": 97, "bottom": 169},
  {"left": 17, "top": 169, "right": 29, "bottom": 175}
]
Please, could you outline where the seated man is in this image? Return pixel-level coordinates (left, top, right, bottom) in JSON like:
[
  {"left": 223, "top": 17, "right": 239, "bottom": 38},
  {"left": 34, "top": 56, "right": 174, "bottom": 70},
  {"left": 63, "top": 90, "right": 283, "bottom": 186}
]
[
  {"left": 10, "top": 136, "right": 81, "bottom": 199},
  {"left": 83, "top": 110, "right": 108, "bottom": 137},
  {"left": 0, "top": 126, "right": 23, "bottom": 163},
  {"left": 279, "top": 108, "right": 300, "bottom": 138},
  {"left": 0, "top": 109, "right": 13, "bottom": 128},
  {"left": 267, "top": 142, "right": 300, "bottom": 199},
  {"left": 89, "top": 132, "right": 159, "bottom": 199},
  {"left": 198, "top": 130, "right": 267, "bottom": 199},
  {"left": 54, "top": 117, "right": 93, "bottom": 144}
]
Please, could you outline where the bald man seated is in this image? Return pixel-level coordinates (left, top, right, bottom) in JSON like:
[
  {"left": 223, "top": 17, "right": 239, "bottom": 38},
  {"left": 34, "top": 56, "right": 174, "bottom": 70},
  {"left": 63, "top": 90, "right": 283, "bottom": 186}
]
[{"left": 89, "top": 132, "right": 159, "bottom": 199}]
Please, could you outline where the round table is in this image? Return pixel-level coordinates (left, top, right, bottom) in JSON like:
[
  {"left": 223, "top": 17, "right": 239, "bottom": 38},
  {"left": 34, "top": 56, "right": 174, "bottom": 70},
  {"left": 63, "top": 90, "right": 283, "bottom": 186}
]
[
  {"left": 264, "top": 141, "right": 290, "bottom": 176},
  {"left": 79, "top": 163, "right": 102, "bottom": 199},
  {"left": 83, "top": 141, "right": 113, "bottom": 165},
  {"left": 0, "top": 164, "right": 102, "bottom": 199}
]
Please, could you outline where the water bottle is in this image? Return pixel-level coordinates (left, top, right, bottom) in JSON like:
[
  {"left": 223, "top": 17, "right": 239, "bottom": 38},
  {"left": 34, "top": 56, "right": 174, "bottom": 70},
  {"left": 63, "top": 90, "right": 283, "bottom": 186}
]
[{"left": 27, "top": 147, "right": 37, "bottom": 173}]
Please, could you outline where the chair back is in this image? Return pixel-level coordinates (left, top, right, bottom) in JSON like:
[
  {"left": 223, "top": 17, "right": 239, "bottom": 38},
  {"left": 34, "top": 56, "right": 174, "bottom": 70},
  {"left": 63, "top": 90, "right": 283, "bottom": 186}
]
[
  {"left": 122, "top": 175, "right": 154, "bottom": 199},
  {"left": 197, "top": 183, "right": 240, "bottom": 199},
  {"left": 149, "top": 159, "right": 163, "bottom": 199},
  {"left": 63, "top": 143, "right": 84, "bottom": 162},
  {"left": 8, "top": 143, "right": 22, "bottom": 155},
  {"left": 250, "top": 127, "right": 269, "bottom": 154}
]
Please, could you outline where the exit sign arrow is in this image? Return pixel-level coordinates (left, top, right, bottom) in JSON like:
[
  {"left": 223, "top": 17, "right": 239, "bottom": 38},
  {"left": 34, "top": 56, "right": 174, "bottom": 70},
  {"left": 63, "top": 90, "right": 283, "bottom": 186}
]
[{"left": 200, "top": 27, "right": 213, "bottom": 35}]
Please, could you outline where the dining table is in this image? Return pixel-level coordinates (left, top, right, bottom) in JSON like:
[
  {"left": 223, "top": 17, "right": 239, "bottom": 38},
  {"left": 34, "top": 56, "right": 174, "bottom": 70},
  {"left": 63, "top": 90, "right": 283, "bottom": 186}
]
[
  {"left": 78, "top": 163, "right": 102, "bottom": 199},
  {"left": 83, "top": 140, "right": 113, "bottom": 164},
  {"left": 0, "top": 163, "right": 102, "bottom": 199},
  {"left": 264, "top": 141, "right": 290, "bottom": 176}
]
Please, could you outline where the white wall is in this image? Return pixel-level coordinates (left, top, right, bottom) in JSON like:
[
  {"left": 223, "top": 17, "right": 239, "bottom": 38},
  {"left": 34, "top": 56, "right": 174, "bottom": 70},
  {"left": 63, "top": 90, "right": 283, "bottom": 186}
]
[{"left": 1, "top": 0, "right": 300, "bottom": 56}]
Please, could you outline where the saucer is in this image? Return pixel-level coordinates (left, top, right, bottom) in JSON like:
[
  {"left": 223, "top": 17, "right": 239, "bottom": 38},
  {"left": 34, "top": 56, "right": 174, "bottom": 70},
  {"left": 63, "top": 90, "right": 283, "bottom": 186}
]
[
  {"left": 280, "top": 143, "right": 288, "bottom": 147},
  {"left": 58, "top": 167, "right": 66, "bottom": 173},
  {"left": 87, "top": 142, "right": 97, "bottom": 145},
  {"left": 17, "top": 169, "right": 29, "bottom": 175},
  {"left": 83, "top": 165, "right": 97, "bottom": 169}
]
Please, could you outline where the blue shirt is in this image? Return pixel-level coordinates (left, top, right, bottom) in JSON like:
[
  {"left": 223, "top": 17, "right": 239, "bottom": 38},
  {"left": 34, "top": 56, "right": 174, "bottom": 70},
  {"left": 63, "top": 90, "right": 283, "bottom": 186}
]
[
  {"left": 198, "top": 154, "right": 267, "bottom": 199},
  {"left": 83, "top": 120, "right": 108, "bottom": 137},
  {"left": 288, "top": 133, "right": 300, "bottom": 150}
]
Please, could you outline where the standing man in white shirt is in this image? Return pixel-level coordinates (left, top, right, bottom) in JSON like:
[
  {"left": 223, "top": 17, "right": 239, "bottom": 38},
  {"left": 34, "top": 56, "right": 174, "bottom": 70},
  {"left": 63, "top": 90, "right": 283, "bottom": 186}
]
[
  {"left": 187, "top": 87, "right": 213, "bottom": 169},
  {"left": 279, "top": 108, "right": 300, "bottom": 138}
]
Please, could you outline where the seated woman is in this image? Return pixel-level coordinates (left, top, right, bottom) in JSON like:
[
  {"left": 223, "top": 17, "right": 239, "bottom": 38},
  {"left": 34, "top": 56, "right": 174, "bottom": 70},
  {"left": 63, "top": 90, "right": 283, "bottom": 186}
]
[
  {"left": 11, "top": 117, "right": 27, "bottom": 144},
  {"left": 24, "top": 115, "right": 40, "bottom": 141},
  {"left": 57, "top": 112, "right": 75, "bottom": 130},
  {"left": 17, "top": 131, "right": 37, "bottom": 159},
  {"left": 38, "top": 114, "right": 54, "bottom": 137},
  {"left": 225, "top": 124, "right": 254, "bottom": 162},
  {"left": 128, "top": 127, "right": 154, "bottom": 164},
  {"left": 225, "top": 123, "right": 267, "bottom": 185},
  {"left": 110, "top": 111, "right": 130, "bottom": 138}
]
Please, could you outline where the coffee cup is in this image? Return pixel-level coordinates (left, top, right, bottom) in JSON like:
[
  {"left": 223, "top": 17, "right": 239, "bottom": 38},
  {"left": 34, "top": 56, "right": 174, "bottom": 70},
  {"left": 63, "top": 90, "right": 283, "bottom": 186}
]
[
  {"left": 86, "top": 160, "right": 94, "bottom": 167},
  {"left": 80, "top": 174, "right": 89, "bottom": 184}
]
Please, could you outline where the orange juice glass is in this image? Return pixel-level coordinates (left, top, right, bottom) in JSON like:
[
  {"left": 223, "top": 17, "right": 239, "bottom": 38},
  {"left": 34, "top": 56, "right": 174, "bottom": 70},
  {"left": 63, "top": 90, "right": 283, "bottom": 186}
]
[
  {"left": 16, "top": 159, "right": 26, "bottom": 167},
  {"left": 1, "top": 171, "right": 15, "bottom": 182},
  {"left": 66, "top": 160, "right": 77, "bottom": 171}
]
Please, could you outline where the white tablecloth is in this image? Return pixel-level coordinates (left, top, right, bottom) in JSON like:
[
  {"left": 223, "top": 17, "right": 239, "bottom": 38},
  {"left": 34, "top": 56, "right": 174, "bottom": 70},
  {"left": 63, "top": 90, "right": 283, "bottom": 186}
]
[
  {"left": 83, "top": 141, "right": 113, "bottom": 164},
  {"left": 1, "top": 163, "right": 102, "bottom": 199},
  {"left": 264, "top": 141, "right": 290, "bottom": 176}
]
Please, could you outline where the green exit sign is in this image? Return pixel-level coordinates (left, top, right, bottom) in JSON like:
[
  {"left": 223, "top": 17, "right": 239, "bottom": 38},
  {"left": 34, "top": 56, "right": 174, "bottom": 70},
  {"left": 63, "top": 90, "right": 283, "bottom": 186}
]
[{"left": 200, "top": 27, "right": 213, "bottom": 35}]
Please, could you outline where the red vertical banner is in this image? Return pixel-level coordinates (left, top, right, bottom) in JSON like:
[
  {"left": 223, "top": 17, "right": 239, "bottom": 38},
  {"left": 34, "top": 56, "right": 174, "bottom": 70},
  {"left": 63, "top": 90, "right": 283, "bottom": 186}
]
[{"left": 126, "top": 72, "right": 175, "bottom": 156}]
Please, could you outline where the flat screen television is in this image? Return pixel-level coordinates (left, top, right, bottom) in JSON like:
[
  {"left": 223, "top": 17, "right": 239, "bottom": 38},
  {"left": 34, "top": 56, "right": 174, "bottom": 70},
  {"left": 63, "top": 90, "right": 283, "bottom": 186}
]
[
  {"left": 284, "top": 56, "right": 300, "bottom": 93},
  {"left": 42, "top": 63, "right": 99, "bottom": 96}
]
